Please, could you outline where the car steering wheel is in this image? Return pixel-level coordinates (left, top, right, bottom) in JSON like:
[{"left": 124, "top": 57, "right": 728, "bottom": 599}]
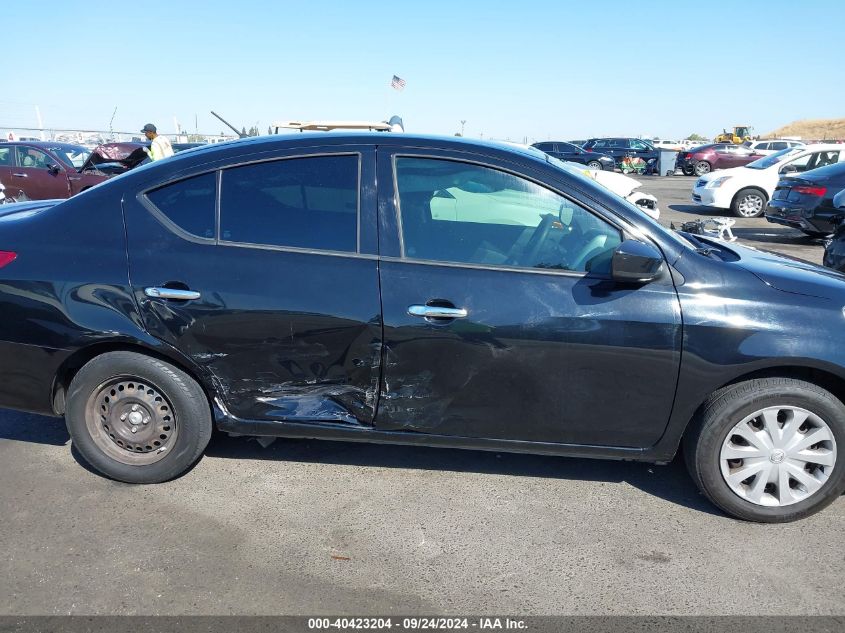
[{"left": 517, "top": 213, "right": 556, "bottom": 267}]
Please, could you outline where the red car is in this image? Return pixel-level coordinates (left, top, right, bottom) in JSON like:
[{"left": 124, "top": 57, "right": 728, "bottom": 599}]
[
  {"left": 0, "top": 141, "right": 147, "bottom": 201},
  {"left": 675, "top": 143, "right": 763, "bottom": 176}
]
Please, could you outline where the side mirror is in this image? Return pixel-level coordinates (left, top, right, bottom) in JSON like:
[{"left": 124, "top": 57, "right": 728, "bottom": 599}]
[
  {"left": 780, "top": 164, "right": 798, "bottom": 174},
  {"left": 611, "top": 239, "right": 665, "bottom": 284},
  {"left": 47, "top": 164, "right": 61, "bottom": 175}
]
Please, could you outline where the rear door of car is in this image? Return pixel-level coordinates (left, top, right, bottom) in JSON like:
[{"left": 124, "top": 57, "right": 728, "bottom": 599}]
[
  {"left": 374, "top": 145, "right": 682, "bottom": 447},
  {"left": 124, "top": 145, "right": 383, "bottom": 425},
  {"left": 10, "top": 146, "right": 71, "bottom": 199}
]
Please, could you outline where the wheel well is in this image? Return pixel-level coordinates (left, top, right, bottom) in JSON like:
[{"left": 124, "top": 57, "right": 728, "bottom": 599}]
[
  {"left": 51, "top": 342, "right": 212, "bottom": 416},
  {"left": 732, "top": 186, "right": 768, "bottom": 205},
  {"left": 683, "top": 365, "right": 845, "bottom": 438}
]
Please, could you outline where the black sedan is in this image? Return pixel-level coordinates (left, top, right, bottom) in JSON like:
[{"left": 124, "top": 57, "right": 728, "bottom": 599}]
[
  {"left": 766, "top": 162, "right": 845, "bottom": 237},
  {"left": 531, "top": 141, "right": 615, "bottom": 171},
  {"left": 581, "top": 137, "right": 658, "bottom": 170},
  {"left": 1, "top": 133, "right": 845, "bottom": 523}
]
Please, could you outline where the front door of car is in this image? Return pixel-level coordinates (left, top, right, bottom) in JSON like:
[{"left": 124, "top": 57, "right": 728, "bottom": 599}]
[
  {"left": 375, "top": 150, "right": 682, "bottom": 447},
  {"left": 124, "top": 147, "right": 383, "bottom": 425},
  {"left": 11, "top": 147, "right": 71, "bottom": 200},
  {"left": 0, "top": 146, "right": 12, "bottom": 197}
]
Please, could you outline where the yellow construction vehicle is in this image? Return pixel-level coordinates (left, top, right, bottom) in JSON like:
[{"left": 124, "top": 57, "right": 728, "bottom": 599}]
[{"left": 714, "top": 126, "right": 754, "bottom": 144}]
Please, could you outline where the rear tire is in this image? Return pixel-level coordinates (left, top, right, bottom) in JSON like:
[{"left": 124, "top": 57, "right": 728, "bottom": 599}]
[
  {"left": 684, "top": 377, "right": 845, "bottom": 522},
  {"left": 694, "top": 160, "right": 711, "bottom": 176},
  {"left": 731, "top": 188, "right": 767, "bottom": 218},
  {"left": 65, "top": 351, "right": 212, "bottom": 483}
]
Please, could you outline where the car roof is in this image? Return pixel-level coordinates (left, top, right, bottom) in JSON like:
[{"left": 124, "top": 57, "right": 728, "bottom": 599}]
[
  {"left": 0, "top": 140, "right": 88, "bottom": 151},
  {"left": 167, "top": 132, "right": 556, "bottom": 163}
]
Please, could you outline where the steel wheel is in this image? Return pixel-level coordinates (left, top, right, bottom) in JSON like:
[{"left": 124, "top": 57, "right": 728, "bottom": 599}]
[
  {"left": 736, "top": 192, "right": 765, "bottom": 217},
  {"left": 84, "top": 376, "right": 179, "bottom": 466},
  {"left": 694, "top": 161, "right": 711, "bottom": 176},
  {"left": 719, "top": 406, "right": 837, "bottom": 507},
  {"left": 586, "top": 160, "right": 603, "bottom": 170}
]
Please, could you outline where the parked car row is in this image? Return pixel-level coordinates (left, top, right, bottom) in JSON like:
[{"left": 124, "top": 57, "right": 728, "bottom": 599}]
[{"left": 692, "top": 144, "right": 844, "bottom": 218}]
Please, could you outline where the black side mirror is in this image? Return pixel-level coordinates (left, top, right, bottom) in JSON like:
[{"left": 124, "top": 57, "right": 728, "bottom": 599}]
[
  {"left": 780, "top": 164, "right": 798, "bottom": 174},
  {"left": 47, "top": 164, "right": 61, "bottom": 175},
  {"left": 611, "top": 239, "right": 665, "bottom": 284}
]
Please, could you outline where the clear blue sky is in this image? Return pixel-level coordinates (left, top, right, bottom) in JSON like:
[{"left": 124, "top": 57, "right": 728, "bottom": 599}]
[{"left": 4, "top": 0, "right": 844, "bottom": 141}]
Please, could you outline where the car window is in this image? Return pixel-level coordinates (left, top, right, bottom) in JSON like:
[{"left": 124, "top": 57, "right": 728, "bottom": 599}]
[
  {"left": 746, "top": 147, "right": 803, "bottom": 169},
  {"left": 559, "top": 142, "right": 581, "bottom": 153},
  {"left": 146, "top": 172, "right": 217, "bottom": 239},
  {"left": 782, "top": 151, "right": 839, "bottom": 173},
  {"left": 609, "top": 139, "right": 628, "bottom": 149},
  {"left": 629, "top": 140, "right": 650, "bottom": 150},
  {"left": 220, "top": 155, "right": 358, "bottom": 252},
  {"left": 0, "top": 147, "right": 11, "bottom": 166},
  {"left": 15, "top": 147, "right": 52, "bottom": 169},
  {"left": 534, "top": 143, "right": 554, "bottom": 152},
  {"left": 50, "top": 146, "right": 90, "bottom": 169},
  {"left": 395, "top": 157, "right": 621, "bottom": 274},
  {"left": 770, "top": 142, "right": 786, "bottom": 151}
]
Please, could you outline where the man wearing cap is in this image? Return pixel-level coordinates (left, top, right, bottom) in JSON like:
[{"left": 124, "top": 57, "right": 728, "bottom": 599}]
[{"left": 141, "top": 123, "right": 174, "bottom": 161}]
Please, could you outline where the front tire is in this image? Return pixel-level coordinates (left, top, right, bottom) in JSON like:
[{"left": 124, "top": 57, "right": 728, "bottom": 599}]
[
  {"left": 684, "top": 377, "right": 845, "bottom": 522},
  {"left": 586, "top": 160, "right": 603, "bottom": 170},
  {"left": 731, "top": 188, "right": 767, "bottom": 218},
  {"left": 66, "top": 351, "right": 212, "bottom": 483}
]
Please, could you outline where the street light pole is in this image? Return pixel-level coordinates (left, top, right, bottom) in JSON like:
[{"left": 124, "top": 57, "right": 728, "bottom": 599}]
[{"left": 460, "top": 120, "right": 466, "bottom": 136}]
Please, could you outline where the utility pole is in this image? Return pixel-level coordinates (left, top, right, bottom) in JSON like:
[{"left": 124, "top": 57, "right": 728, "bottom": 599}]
[{"left": 460, "top": 120, "right": 466, "bottom": 136}]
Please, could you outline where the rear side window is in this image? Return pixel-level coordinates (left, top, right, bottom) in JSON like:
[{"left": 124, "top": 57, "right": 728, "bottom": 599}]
[
  {"left": 220, "top": 155, "right": 358, "bottom": 252},
  {"left": 146, "top": 172, "right": 217, "bottom": 239},
  {"left": 0, "top": 147, "right": 11, "bottom": 165}
]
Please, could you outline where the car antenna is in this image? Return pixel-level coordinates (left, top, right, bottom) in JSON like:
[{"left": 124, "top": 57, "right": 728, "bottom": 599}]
[{"left": 210, "top": 111, "right": 247, "bottom": 139}]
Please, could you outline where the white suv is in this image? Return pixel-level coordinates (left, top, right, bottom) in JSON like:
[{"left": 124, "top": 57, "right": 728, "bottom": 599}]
[
  {"left": 692, "top": 144, "right": 844, "bottom": 217},
  {"left": 741, "top": 139, "right": 804, "bottom": 156}
]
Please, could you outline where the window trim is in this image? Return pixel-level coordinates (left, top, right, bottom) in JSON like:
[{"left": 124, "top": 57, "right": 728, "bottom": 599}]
[
  {"left": 139, "top": 171, "right": 219, "bottom": 245},
  {"left": 390, "top": 153, "right": 625, "bottom": 279},
  {"left": 139, "top": 151, "right": 363, "bottom": 255}
]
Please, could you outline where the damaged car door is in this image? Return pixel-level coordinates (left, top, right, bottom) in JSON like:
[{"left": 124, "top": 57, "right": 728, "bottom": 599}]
[
  {"left": 375, "top": 149, "right": 682, "bottom": 447},
  {"left": 124, "top": 148, "right": 383, "bottom": 425}
]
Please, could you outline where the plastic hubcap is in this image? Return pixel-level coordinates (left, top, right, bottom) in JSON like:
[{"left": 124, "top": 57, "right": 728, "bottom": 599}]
[{"left": 720, "top": 406, "right": 837, "bottom": 507}]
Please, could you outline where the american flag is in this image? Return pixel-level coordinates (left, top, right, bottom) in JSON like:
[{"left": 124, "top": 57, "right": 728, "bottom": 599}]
[{"left": 390, "top": 75, "right": 406, "bottom": 91}]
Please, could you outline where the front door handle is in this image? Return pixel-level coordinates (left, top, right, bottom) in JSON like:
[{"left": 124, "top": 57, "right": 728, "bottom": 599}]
[
  {"left": 408, "top": 305, "right": 468, "bottom": 319},
  {"left": 11, "top": 173, "right": 27, "bottom": 178},
  {"left": 145, "top": 287, "right": 201, "bottom": 301}
]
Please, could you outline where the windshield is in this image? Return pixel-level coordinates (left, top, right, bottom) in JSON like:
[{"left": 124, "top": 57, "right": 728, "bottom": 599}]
[
  {"left": 50, "top": 146, "right": 91, "bottom": 169},
  {"left": 745, "top": 147, "right": 802, "bottom": 170}
]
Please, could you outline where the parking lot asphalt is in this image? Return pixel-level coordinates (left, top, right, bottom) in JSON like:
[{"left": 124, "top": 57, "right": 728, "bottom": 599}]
[{"left": 1, "top": 177, "right": 843, "bottom": 616}]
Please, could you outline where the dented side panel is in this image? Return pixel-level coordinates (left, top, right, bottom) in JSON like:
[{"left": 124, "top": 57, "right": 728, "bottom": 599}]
[
  {"left": 376, "top": 261, "right": 682, "bottom": 447},
  {"left": 123, "top": 148, "right": 383, "bottom": 425}
]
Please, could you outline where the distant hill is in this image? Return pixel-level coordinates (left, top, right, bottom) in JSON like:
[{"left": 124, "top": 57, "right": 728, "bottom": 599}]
[{"left": 766, "top": 118, "right": 845, "bottom": 140}]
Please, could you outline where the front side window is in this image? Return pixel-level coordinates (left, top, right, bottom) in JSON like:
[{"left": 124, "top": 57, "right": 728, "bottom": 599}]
[
  {"left": 395, "top": 157, "right": 621, "bottom": 274},
  {"left": 146, "top": 172, "right": 217, "bottom": 239},
  {"left": 0, "top": 147, "right": 11, "bottom": 166},
  {"left": 220, "top": 155, "right": 358, "bottom": 252},
  {"left": 15, "top": 147, "right": 52, "bottom": 169},
  {"left": 770, "top": 141, "right": 786, "bottom": 151}
]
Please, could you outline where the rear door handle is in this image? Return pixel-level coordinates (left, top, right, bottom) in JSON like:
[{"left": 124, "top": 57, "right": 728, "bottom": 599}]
[
  {"left": 11, "top": 173, "right": 27, "bottom": 178},
  {"left": 145, "top": 287, "right": 201, "bottom": 300},
  {"left": 408, "top": 305, "right": 468, "bottom": 319}
]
